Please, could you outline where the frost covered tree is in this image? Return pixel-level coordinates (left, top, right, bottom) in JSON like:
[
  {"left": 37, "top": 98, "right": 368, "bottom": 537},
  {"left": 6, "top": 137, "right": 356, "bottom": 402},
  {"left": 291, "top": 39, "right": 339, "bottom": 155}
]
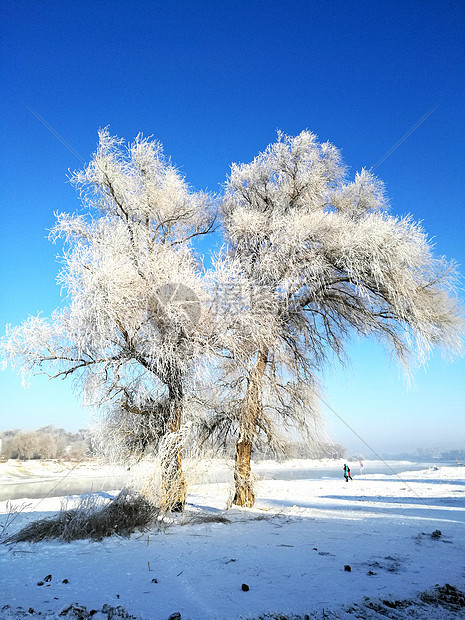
[
  {"left": 217, "top": 130, "right": 464, "bottom": 507},
  {"left": 1, "top": 129, "right": 215, "bottom": 511}
]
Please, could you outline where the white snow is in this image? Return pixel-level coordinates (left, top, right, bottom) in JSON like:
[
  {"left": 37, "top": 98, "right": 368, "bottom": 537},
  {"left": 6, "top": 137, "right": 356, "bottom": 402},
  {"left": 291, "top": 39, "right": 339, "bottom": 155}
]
[{"left": 1, "top": 459, "right": 464, "bottom": 619}]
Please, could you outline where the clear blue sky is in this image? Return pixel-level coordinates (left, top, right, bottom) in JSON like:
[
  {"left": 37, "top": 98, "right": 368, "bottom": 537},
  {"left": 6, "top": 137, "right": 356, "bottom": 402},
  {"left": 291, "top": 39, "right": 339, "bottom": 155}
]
[{"left": 1, "top": 0, "right": 464, "bottom": 455}]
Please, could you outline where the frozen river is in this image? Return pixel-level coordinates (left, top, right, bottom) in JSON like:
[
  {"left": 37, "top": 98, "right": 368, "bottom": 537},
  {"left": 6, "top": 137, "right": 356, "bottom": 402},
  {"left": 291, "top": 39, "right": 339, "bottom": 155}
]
[
  {"left": 0, "top": 460, "right": 444, "bottom": 501},
  {"left": 0, "top": 473, "right": 132, "bottom": 501}
]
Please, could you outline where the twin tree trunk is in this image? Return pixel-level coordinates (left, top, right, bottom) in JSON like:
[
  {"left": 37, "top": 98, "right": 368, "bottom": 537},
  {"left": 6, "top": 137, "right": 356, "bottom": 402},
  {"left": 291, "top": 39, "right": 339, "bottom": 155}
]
[
  {"left": 152, "top": 350, "right": 267, "bottom": 511},
  {"left": 232, "top": 349, "right": 268, "bottom": 507}
]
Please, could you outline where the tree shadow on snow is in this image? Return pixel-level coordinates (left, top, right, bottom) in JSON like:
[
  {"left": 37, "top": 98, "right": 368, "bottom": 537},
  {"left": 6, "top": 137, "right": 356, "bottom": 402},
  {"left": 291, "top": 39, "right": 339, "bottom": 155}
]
[
  {"left": 361, "top": 477, "right": 465, "bottom": 487},
  {"left": 259, "top": 496, "right": 465, "bottom": 523}
]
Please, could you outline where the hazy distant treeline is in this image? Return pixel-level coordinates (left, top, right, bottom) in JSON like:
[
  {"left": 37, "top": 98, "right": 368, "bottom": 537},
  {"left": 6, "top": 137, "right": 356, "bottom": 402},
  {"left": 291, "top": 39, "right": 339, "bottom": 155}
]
[
  {"left": 0, "top": 425, "right": 346, "bottom": 462},
  {"left": 440, "top": 449, "right": 465, "bottom": 462},
  {"left": 205, "top": 440, "right": 347, "bottom": 461},
  {"left": 0, "top": 426, "right": 93, "bottom": 461},
  {"left": 383, "top": 448, "right": 465, "bottom": 462},
  {"left": 269, "top": 440, "right": 347, "bottom": 461}
]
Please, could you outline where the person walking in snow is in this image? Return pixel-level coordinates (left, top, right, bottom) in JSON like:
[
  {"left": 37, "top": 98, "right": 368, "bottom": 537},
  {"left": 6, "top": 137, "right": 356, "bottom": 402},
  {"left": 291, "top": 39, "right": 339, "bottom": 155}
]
[
  {"left": 343, "top": 463, "right": 350, "bottom": 481},
  {"left": 343, "top": 464, "right": 353, "bottom": 481},
  {"left": 359, "top": 461, "right": 364, "bottom": 475}
]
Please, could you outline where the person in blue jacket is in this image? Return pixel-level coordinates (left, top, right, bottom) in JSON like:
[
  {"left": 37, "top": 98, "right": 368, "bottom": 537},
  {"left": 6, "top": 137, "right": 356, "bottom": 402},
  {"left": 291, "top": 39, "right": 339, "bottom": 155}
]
[{"left": 343, "top": 463, "right": 353, "bottom": 481}]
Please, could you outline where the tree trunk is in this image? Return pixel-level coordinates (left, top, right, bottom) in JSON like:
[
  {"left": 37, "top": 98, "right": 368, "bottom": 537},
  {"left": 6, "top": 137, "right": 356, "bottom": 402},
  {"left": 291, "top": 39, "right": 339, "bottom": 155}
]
[
  {"left": 160, "top": 400, "right": 187, "bottom": 512},
  {"left": 233, "top": 437, "right": 255, "bottom": 507},
  {"left": 122, "top": 392, "right": 186, "bottom": 511},
  {"left": 232, "top": 349, "right": 268, "bottom": 507}
]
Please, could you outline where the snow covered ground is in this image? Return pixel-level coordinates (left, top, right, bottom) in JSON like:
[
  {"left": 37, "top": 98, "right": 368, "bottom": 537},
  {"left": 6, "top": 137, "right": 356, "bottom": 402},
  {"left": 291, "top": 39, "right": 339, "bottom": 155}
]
[{"left": 1, "top": 459, "right": 464, "bottom": 619}]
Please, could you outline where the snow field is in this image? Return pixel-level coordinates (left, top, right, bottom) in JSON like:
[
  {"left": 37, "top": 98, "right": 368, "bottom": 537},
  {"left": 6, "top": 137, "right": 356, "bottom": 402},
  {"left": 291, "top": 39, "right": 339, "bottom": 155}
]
[{"left": 0, "top": 462, "right": 464, "bottom": 619}]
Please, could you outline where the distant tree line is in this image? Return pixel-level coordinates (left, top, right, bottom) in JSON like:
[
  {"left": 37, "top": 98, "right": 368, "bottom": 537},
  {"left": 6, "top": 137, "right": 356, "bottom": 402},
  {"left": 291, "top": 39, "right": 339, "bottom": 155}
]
[
  {"left": 254, "top": 441, "right": 346, "bottom": 461},
  {"left": 441, "top": 449, "right": 465, "bottom": 462},
  {"left": 383, "top": 447, "right": 465, "bottom": 462},
  {"left": 283, "top": 441, "right": 346, "bottom": 460},
  {"left": 415, "top": 447, "right": 465, "bottom": 462},
  {"left": 195, "top": 437, "right": 346, "bottom": 461},
  {"left": 0, "top": 426, "right": 93, "bottom": 461},
  {"left": 0, "top": 425, "right": 345, "bottom": 463}
]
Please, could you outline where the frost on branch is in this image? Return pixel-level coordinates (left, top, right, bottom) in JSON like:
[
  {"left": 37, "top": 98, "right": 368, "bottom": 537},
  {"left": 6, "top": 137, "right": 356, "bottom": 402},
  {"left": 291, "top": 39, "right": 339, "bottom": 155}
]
[
  {"left": 1, "top": 129, "right": 216, "bottom": 512},
  {"left": 1, "top": 127, "right": 463, "bottom": 514},
  {"left": 218, "top": 129, "right": 464, "bottom": 506},
  {"left": 70, "top": 128, "right": 214, "bottom": 239}
]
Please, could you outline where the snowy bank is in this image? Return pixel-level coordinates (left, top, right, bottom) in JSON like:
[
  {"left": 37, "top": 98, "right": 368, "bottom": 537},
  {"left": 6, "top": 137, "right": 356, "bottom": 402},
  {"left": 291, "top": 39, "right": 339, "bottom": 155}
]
[{"left": 1, "top": 461, "right": 464, "bottom": 619}]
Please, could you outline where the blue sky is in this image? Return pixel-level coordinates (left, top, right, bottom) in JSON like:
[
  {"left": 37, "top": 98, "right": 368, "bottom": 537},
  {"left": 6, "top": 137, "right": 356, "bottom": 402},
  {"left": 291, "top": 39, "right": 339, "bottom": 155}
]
[{"left": 1, "top": 0, "right": 464, "bottom": 455}]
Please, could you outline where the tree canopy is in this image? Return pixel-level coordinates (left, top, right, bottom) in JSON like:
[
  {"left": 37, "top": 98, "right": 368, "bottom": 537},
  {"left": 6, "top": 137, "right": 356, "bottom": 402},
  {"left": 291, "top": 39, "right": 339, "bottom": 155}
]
[
  {"left": 2, "top": 129, "right": 463, "bottom": 509},
  {"left": 216, "top": 130, "right": 464, "bottom": 505}
]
